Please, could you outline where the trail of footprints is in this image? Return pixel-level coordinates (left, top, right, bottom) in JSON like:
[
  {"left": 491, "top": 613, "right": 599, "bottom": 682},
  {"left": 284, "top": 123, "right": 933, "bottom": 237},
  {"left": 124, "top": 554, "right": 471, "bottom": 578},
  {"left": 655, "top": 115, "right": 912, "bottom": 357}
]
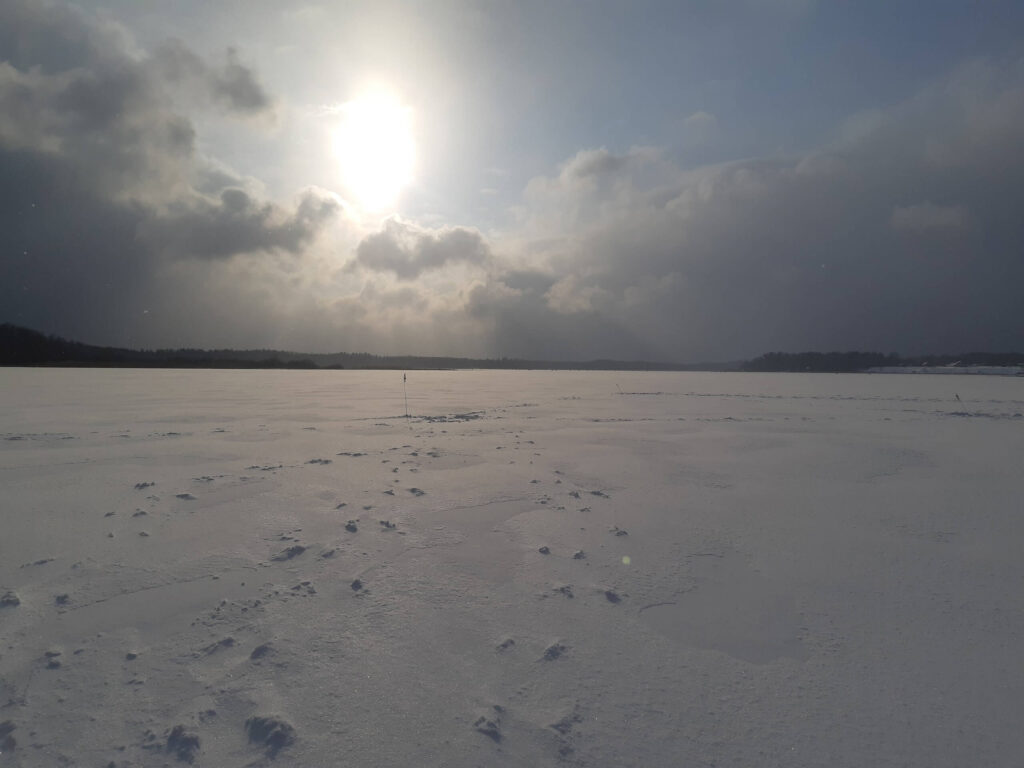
[{"left": 4, "top": 414, "right": 633, "bottom": 764}]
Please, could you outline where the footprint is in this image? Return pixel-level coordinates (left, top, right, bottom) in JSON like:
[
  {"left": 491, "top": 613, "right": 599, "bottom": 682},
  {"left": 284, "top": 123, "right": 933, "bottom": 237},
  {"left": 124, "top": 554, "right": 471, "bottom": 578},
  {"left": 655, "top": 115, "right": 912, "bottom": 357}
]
[
  {"left": 245, "top": 715, "right": 296, "bottom": 758},
  {"left": 250, "top": 643, "right": 275, "bottom": 660},
  {"left": 473, "top": 708, "right": 503, "bottom": 743},
  {"left": 540, "top": 642, "right": 568, "bottom": 661},
  {"left": 166, "top": 725, "right": 201, "bottom": 762},
  {"left": 198, "top": 637, "right": 235, "bottom": 656},
  {"left": 271, "top": 545, "right": 306, "bottom": 561}
]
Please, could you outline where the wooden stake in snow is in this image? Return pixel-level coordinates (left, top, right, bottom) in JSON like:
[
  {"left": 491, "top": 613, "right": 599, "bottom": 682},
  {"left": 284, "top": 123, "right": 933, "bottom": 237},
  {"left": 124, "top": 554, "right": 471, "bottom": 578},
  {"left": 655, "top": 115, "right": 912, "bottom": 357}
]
[{"left": 403, "top": 372, "right": 409, "bottom": 421}]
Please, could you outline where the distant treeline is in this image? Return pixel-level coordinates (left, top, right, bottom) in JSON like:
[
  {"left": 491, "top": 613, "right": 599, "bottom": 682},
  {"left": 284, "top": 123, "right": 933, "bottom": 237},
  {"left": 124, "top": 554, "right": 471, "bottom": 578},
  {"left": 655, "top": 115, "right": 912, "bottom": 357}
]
[
  {"left": 5, "top": 324, "right": 1021, "bottom": 373},
  {"left": 0, "top": 323, "right": 710, "bottom": 371},
  {"left": 743, "top": 351, "right": 1024, "bottom": 372}
]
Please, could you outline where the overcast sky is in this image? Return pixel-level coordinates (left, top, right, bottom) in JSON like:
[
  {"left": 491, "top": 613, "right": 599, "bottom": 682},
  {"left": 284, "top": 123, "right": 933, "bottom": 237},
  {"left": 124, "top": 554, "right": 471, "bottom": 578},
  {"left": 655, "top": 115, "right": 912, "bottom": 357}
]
[{"left": 2, "top": 0, "right": 1023, "bottom": 361}]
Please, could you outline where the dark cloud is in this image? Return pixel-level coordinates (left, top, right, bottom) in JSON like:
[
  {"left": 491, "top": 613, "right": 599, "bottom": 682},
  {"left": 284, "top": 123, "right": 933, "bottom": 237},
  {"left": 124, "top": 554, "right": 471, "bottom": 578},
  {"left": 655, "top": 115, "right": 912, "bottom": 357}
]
[
  {"left": 353, "top": 217, "right": 490, "bottom": 279},
  {"left": 0, "top": 0, "right": 334, "bottom": 345},
  {"left": 153, "top": 41, "right": 272, "bottom": 115},
  {"left": 2, "top": 0, "right": 1023, "bottom": 362},
  {"left": 462, "top": 273, "right": 650, "bottom": 361},
  {"left": 0, "top": 0, "right": 130, "bottom": 74},
  {"left": 140, "top": 188, "right": 340, "bottom": 259},
  {"left": 496, "top": 58, "right": 1024, "bottom": 360},
  {"left": 213, "top": 48, "right": 271, "bottom": 114}
]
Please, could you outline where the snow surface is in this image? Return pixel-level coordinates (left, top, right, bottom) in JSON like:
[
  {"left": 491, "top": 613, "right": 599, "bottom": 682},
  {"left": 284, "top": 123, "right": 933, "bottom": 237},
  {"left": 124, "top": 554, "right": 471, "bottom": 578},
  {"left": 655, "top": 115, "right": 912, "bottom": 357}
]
[{"left": 1, "top": 368, "right": 1022, "bottom": 767}]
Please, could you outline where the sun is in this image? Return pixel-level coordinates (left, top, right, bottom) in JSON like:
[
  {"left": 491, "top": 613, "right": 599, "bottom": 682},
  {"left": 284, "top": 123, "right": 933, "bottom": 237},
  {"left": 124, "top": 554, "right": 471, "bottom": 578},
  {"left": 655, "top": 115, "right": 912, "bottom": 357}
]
[{"left": 332, "top": 92, "right": 415, "bottom": 210}]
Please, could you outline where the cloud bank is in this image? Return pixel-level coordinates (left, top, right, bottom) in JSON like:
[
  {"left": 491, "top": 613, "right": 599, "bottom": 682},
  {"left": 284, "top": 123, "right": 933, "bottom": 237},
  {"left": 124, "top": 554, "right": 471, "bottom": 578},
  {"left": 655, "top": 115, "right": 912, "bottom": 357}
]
[
  {"left": 0, "top": 0, "right": 338, "bottom": 346},
  {"left": 2, "top": 0, "right": 1023, "bottom": 360}
]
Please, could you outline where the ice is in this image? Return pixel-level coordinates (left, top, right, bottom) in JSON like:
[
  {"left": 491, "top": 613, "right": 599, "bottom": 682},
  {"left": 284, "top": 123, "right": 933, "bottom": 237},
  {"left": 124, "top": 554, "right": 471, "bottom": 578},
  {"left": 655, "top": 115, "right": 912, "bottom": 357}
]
[{"left": 1, "top": 368, "right": 1022, "bottom": 766}]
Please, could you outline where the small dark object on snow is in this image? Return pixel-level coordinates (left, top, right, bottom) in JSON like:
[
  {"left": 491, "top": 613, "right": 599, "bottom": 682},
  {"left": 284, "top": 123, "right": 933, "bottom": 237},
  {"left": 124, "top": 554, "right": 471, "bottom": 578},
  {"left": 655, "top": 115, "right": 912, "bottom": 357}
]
[
  {"left": 345, "top": 520, "right": 358, "bottom": 533},
  {"left": 572, "top": 550, "right": 586, "bottom": 560},
  {"left": 538, "top": 546, "right": 551, "bottom": 555},
  {"left": 351, "top": 579, "right": 363, "bottom": 592},
  {"left": 245, "top": 715, "right": 296, "bottom": 757},
  {"left": 605, "top": 590, "right": 621, "bottom": 604}
]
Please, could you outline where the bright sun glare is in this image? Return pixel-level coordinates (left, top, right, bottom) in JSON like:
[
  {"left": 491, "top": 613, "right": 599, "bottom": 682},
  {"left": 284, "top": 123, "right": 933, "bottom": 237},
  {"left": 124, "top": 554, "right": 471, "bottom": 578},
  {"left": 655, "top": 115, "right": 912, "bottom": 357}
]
[{"left": 333, "top": 92, "right": 414, "bottom": 210}]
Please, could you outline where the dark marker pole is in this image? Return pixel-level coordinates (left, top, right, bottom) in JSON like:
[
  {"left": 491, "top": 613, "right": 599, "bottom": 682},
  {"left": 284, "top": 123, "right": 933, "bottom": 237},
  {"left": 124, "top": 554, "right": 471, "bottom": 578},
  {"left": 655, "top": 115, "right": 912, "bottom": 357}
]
[{"left": 403, "top": 372, "right": 409, "bottom": 421}]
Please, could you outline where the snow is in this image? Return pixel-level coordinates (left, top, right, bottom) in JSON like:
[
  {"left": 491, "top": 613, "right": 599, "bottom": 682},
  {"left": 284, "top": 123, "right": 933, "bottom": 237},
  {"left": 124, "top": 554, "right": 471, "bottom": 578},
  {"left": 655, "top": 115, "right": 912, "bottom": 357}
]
[{"left": 1, "top": 368, "right": 1022, "bottom": 766}]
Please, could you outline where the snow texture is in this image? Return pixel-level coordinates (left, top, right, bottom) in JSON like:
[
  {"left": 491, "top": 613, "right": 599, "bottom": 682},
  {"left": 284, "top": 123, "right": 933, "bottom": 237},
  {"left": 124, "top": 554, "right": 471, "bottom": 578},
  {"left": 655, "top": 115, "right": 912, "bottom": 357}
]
[{"left": 1, "top": 368, "right": 1022, "bottom": 766}]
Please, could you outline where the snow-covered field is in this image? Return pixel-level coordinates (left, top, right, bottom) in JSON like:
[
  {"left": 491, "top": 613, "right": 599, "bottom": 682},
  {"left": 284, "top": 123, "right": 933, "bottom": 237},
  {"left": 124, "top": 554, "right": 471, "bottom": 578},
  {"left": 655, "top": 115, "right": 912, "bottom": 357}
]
[{"left": 1, "top": 368, "right": 1022, "bottom": 767}]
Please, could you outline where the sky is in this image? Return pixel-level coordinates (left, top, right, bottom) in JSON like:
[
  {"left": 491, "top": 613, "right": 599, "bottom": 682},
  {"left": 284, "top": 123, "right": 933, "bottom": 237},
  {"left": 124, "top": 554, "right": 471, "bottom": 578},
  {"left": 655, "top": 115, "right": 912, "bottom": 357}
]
[{"left": 2, "top": 0, "right": 1023, "bottom": 362}]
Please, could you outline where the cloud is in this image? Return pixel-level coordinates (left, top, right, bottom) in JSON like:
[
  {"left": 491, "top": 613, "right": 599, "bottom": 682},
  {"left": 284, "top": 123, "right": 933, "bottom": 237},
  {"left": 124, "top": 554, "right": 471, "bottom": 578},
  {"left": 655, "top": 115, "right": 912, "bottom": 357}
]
[
  {"left": 352, "top": 218, "right": 491, "bottom": 279},
  {"left": 140, "top": 188, "right": 341, "bottom": 259},
  {"left": 0, "top": 0, "right": 335, "bottom": 345},
  {"left": 496, "top": 59, "right": 1024, "bottom": 360},
  {"left": 212, "top": 48, "right": 271, "bottom": 114},
  {"left": 2, "top": 1, "right": 1023, "bottom": 362},
  {"left": 558, "top": 146, "right": 658, "bottom": 181},
  {"left": 153, "top": 41, "right": 273, "bottom": 116}
]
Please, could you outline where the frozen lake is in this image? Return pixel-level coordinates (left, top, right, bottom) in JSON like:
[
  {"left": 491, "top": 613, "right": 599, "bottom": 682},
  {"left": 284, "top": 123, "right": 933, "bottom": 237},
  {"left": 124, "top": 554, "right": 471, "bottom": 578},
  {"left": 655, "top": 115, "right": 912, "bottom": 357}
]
[{"left": 1, "top": 368, "right": 1023, "bottom": 766}]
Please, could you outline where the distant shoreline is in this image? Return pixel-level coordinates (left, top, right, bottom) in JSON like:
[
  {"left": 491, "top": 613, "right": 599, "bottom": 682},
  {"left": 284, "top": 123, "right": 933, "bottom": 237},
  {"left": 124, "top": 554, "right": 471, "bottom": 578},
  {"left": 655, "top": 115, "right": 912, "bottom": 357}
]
[{"left": 2, "top": 323, "right": 1023, "bottom": 373}]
